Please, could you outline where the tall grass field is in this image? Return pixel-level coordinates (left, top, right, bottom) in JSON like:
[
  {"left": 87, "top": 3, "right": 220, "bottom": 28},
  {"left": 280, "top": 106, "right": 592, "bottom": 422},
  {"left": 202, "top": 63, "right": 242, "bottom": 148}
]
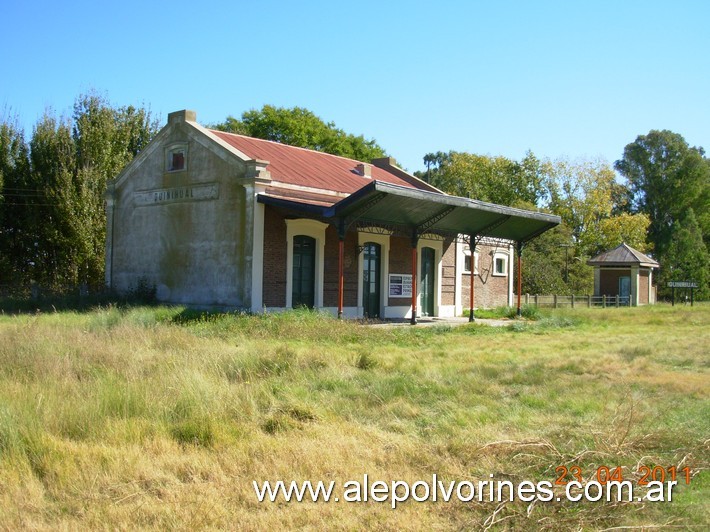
[{"left": 0, "top": 304, "right": 707, "bottom": 529}]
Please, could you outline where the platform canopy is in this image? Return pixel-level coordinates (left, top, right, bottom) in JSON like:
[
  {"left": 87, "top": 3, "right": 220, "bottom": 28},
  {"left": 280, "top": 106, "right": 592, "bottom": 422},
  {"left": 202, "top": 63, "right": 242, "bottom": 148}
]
[{"left": 259, "top": 180, "right": 560, "bottom": 242}]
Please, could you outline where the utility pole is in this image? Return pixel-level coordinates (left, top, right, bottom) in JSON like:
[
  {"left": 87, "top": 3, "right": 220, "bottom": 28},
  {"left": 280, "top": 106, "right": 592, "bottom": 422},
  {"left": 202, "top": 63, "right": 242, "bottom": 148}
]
[{"left": 559, "top": 244, "right": 572, "bottom": 285}]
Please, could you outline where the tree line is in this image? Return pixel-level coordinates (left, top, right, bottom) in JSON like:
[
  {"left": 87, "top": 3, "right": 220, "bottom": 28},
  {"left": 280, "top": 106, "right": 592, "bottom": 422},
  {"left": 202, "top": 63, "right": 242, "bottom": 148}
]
[
  {"left": 415, "top": 134, "right": 709, "bottom": 299},
  {"left": 1, "top": 96, "right": 707, "bottom": 299},
  {"left": 0, "top": 93, "right": 158, "bottom": 292}
]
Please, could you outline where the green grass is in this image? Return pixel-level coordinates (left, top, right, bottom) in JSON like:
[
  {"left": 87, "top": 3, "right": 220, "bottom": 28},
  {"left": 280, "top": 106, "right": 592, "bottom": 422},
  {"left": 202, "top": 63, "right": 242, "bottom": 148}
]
[
  {"left": 464, "top": 303, "right": 542, "bottom": 320},
  {"left": 0, "top": 304, "right": 707, "bottom": 529}
]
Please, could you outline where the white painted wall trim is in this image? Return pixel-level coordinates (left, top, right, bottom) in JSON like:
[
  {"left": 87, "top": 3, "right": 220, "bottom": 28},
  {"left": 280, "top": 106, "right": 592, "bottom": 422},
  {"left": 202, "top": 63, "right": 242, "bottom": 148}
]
[
  {"left": 285, "top": 219, "right": 328, "bottom": 309},
  {"left": 438, "top": 305, "right": 457, "bottom": 318},
  {"left": 322, "top": 306, "right": 360, "bottom": 319},
  {"left": 454, "top": 240, "right": 464, "bottom": 316},
  {"left": 631, "top": 265, "right": 640, "bottom": 306},
  {"left": 385, "top": 306, "right": 413, "bottom": 319},
  {"left": 492, "top": 250, "right": 509, "bottom": 277},
  {"left": 249, "top": 185, "right": 266, "bottom": 312},
  {"left": 417, "top": 237, "right": 443, "bottom": 317},
  {"left": 357, "top": 231, "right": 391, "bottom": 319},
  {"left": 508, "top": 243, "right": 514, "bottom": 307}
]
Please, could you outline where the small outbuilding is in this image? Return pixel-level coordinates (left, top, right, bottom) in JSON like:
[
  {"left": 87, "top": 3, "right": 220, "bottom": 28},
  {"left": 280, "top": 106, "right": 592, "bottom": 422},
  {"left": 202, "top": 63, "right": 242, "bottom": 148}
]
[{"left": 587, "top": 243, "right": 659, "bottom": 306}]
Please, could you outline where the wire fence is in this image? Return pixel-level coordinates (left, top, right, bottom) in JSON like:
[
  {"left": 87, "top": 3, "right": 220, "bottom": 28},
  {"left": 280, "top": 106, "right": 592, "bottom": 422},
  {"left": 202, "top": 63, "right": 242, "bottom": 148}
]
[{"left": 523, "top": 294, "right": 632, "bottom": 308}]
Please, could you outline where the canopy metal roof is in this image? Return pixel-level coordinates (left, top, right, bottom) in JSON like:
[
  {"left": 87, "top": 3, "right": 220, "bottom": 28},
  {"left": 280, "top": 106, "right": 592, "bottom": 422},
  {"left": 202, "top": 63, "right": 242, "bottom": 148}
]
[{"left": 259, "top": 180, "right": 560, "bottom": 242}]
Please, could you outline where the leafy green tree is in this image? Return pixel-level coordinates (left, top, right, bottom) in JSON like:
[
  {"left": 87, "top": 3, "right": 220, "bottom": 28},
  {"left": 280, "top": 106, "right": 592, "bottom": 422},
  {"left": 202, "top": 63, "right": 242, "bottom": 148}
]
[
  {"left": 0, "top": 93, "right": 158, "bottom": 291},
  {"left": 28, "top": 112, "right": 79, "bottom": 287},
  {"left": 0, "top": 115, "right": 31, "bottom": 284},
  {"left": 212, "top": 105, "right": 387, "bottom": 162},
  {"left": 663, "top": 209, "right": 709, "bottom": 299},
  {"left": 517, "top": 222, "right": 571, "bottom": 295},
  {"left": 545, "top": 157, "right": 650, "bottom": 256},
  {"left": 70, "top": 93, "right": 158, "bottom": 287},
  {"left": 417, "top": 151, "right": 450, "bottom": 184},
  {"left": 420, "top": 150, "right": 548, "bottom": 207},
  {"left": 596, "top": 212, "right": 650, "bottom": 253},
  {"left": 615, "top": 130, "right": 709, "bottom": 257}
]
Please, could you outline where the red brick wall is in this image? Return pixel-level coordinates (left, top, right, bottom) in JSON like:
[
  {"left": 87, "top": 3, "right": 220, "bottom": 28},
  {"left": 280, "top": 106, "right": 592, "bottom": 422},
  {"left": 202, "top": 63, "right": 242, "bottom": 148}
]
[
  {"left": 324, "top": 226, "right": 358, "bottom": 307},
  {"left": 599, "top": 269, "right": 630, "bottom": 296},
  {"left": 262, "top": 216, "right": 476, "bottom": 313},
  {"left": 262, "top": 207, "right": 287, "bottom": 307},
  {"left": 461, "top": 244, "right": 510, "bottom": 309},
  {"left": 388, "top": 236, "right": 412, "bottom": 307},
  {"left": 639, "top": 270, "right": 649, "bottom": 305},
  {"left": 441, "top": 239, "right": 456, "bottom": 306},
  {"left": 262, "top": 205, "right": 287, "bottom": 307}
]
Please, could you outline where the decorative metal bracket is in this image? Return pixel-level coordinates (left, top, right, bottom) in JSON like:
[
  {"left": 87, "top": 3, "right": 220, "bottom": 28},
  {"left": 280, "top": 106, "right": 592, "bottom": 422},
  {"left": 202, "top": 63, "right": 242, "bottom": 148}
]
[
  {"left": 343, "top": 192, "right": 387, "bottom": 232},
  {"left": 474, "top": 215, "right": 511, "bottom": 246},
  {"left": 416, "top": 205, "right": 456, "bottom": 236}
]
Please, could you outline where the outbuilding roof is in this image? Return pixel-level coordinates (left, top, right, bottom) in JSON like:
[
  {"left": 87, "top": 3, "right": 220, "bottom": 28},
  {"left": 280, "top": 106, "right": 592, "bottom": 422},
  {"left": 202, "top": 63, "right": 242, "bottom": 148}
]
[{"left": 587, "top": 243, "right": 659, "bottom": 268}]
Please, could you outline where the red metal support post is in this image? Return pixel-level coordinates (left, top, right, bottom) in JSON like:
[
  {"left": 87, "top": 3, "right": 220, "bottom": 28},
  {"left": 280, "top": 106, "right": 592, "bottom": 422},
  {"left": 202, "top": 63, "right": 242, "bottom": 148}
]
[
  {"left": 410, "top": 232, "right": 418, "bottom": 325},
  {"left": 337, "top": 237, "right": 344, "bottom": 319},
  {"left": 410, "top": 246, "right": 418, "bottom": 325},
  {"left": 469, "top": 238, "right": 476, "bottom": 322},
  {"left": 516, "top": 242, "right": 523, "bottom": 317}
]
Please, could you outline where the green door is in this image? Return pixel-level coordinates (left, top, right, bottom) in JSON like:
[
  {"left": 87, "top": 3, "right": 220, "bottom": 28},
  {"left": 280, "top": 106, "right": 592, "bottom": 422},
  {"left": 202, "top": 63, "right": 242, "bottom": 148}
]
[
  {"left": 421, "top": 247, "right": 435, "bottom": 317},
  {"left": 292, "top": 235, "right": 316, "bottom": 308},
  {"left": 362, "top": 243, "right": 381, "bottom": 318},
  {"left": 619, "top": 276, "right": 631, "bottom": 304}
]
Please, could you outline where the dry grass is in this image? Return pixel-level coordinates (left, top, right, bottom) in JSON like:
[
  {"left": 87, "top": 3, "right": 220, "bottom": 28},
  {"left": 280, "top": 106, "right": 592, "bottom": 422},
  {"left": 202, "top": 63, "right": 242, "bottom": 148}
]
[{"left": 0, "top": 304, "right": 708, "bottom": 530}]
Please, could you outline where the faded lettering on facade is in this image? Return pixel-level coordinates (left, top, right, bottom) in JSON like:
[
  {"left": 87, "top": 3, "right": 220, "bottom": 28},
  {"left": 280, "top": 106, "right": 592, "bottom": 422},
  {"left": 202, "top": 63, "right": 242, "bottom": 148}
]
[{"left": 134, "top": 183, "right": 219, "bottom": 206}]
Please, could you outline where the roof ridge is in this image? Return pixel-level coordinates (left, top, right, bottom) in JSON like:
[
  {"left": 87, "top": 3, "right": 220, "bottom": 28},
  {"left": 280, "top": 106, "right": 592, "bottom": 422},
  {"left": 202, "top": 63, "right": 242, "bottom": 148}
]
[{"left": 208, "top": 129, "right": 379, "bottom": 166}]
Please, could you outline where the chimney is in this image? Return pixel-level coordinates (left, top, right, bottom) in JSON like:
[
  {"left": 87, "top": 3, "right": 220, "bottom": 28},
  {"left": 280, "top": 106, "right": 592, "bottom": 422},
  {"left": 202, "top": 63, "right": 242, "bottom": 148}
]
[
  {"left": 168, "top": 110, "right": 197, "bottom": 124},
  {"left": 356, "top": 163, "right": 372, "bottom": 178},
  {"left": 371, "top": 157, "right": 398, "bottom": 169}
]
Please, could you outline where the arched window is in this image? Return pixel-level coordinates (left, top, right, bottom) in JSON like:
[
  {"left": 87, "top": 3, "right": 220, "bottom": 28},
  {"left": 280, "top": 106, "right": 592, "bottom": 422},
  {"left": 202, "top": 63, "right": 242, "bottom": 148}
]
[{"left": 285, "top": 219, "right": 327, "bottom": 309}]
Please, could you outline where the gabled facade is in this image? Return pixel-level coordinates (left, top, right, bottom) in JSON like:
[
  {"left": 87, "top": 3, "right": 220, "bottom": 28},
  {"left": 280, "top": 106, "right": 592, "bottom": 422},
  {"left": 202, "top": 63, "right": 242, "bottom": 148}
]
[{"left": 106, "top": 110, "right": 560, "bottom": 319}]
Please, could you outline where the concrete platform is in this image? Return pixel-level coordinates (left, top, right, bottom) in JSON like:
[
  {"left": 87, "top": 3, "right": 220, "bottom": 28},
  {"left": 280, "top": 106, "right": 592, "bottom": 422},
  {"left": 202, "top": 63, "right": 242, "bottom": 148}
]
[{"left": 363, "top": 316, "right": 512, "bottom": 328}]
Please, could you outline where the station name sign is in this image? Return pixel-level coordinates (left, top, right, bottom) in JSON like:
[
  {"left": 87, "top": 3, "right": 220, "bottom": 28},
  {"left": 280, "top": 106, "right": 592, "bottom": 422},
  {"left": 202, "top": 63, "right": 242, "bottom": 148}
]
[{"left": 667, "top": 281, "right": 698, "bottom": 288}]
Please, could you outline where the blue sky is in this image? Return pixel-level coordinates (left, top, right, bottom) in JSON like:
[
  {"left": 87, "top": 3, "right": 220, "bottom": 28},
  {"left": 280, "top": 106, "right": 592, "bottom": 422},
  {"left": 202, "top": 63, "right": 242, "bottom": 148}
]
[{"left": 1, "top": 0, "right": 709, "bottom": 172}]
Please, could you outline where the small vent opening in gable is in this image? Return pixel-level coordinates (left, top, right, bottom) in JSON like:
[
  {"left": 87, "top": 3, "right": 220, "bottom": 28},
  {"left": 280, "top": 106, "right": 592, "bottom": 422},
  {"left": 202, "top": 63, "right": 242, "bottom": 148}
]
[{"left": 166, "top": 144, "right": 187, "bottom": 172}]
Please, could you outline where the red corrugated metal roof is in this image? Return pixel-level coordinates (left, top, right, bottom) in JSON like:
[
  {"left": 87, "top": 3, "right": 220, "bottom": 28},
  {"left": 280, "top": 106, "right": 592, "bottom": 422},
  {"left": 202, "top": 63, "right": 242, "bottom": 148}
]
[
  {"left": 262, "top": 186, "right": 341, "bottom": 207},
  {"left": 210, "top": 130, "right": 431, "bottom": 195}
]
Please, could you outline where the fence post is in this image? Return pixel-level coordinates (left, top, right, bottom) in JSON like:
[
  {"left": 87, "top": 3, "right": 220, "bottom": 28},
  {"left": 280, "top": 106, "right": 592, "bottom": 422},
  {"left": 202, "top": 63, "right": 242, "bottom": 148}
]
[
  {"left": 616, "top": 295, "right": 619, "bottom": 308},
  {"left": 525, "top": 293, "right": 529, "bottom": 305},
  {"left": 602, "top": 295, "right": 606, "bottom": 308},
  {"left": 553, "top": 294, "right": 558, "bottom": 308},
  {"left": 571, "top": 294, "right": 575, "bottom": 308},
  {"left": 587, "top": 295, "right": 591, "bottom": 308},
  {"left": 534, "top": 294, "right": 538, "bottom": 306}
]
